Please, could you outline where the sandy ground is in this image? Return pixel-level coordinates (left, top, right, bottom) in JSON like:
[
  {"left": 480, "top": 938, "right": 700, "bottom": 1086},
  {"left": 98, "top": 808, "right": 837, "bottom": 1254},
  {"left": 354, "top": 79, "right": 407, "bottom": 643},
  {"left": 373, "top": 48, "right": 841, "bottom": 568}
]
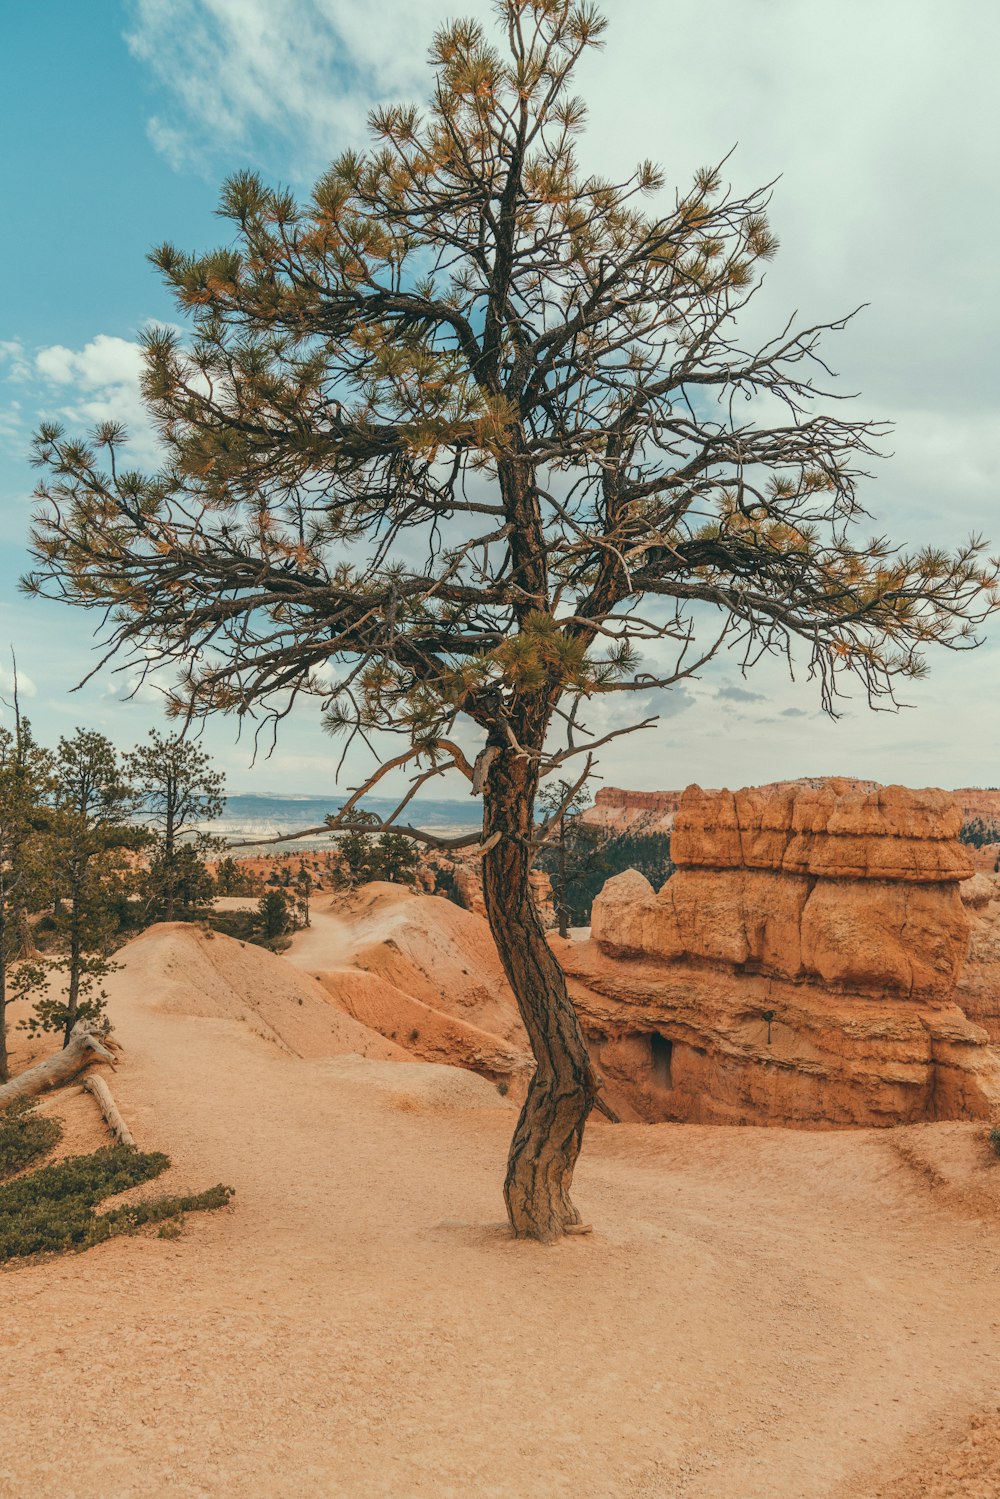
[{"left": 3, "top": 927, "right": 1000, "bottom": 1498}]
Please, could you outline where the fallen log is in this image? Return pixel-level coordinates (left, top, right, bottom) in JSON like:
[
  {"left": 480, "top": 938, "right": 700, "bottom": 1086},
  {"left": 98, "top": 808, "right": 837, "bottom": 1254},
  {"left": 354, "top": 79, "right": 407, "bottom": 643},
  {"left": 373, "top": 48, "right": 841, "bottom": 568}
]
[
  {"left": 82, "top": 1073, "right": 135, "bottom": 1147},
  {"left": 0, "top": 1023, "right": 120, "bottom": 1110}
]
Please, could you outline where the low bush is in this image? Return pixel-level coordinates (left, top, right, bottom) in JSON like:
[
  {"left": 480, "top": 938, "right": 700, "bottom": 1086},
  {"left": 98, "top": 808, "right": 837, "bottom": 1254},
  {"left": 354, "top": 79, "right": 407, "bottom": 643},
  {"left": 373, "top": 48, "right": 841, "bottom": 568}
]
[
  {"left": 0, "top": 1099, "right": 63, "bottom": 1181},
  {"left": 989, "top": 1125, "right": 1000, "bottom": 1159},
  {"left": 0, "top": 1143, "right": 233, "bottom": 1263}
]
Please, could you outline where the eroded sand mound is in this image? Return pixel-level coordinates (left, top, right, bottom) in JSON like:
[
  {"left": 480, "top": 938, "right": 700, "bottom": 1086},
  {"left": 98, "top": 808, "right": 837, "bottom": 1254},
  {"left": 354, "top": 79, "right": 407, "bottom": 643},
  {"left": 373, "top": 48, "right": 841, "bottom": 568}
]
[
  {"left": 282, "top": 883, "right": 534, "bottom": 1090},
  {"left": 289, "top": 883, "right": 527, "bottom": 1047},
  {"left": 116, "top": 922, "right": 408, "bottom": 1062}
]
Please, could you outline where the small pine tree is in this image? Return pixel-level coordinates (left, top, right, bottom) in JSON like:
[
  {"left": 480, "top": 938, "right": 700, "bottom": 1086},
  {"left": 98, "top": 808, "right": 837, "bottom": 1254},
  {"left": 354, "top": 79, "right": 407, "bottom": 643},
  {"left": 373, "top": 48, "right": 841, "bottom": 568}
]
[
  {"left": 126, "top": 731, "right": 224, "bottom": 922},
  {"left": 0, "top": 717, "right": 53, "bottom": 1080},
  {"left": 337, "top": 831, "right": 373, "bottom": 887},
  {"left": 294, "top": 862, "right": 313, "bottom": 927},
  {"left": 37, "top": 730, "right": 142, "bottom": 1046},
  {"left": 367, "top": 832, "right": 419, "bottom": 886},
  {"left": 257, "top": 888, "right": 291, "bottom": 942}
]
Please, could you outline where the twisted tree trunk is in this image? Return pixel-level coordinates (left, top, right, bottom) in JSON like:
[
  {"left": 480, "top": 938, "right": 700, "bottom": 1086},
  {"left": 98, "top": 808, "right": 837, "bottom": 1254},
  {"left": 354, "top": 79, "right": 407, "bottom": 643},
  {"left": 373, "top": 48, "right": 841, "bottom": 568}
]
[{"left": 481, "top": 749, "right": 597, "bottom": 1242}]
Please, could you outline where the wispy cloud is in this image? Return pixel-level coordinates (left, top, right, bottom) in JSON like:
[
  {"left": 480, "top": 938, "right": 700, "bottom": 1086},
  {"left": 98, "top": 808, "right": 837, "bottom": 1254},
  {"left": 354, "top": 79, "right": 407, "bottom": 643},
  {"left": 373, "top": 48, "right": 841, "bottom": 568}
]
[
  {"left": 0, "top": 665, "right": 37, "bottom": 701},
  {"left": 32, "top": 334, "right": 162, "bottom": 467},
  {"left": 125, "top": 0, "right": 454, "bottom": 176},
  {"left": 717, "top": 684, "right": 766, "bottom": 704}
]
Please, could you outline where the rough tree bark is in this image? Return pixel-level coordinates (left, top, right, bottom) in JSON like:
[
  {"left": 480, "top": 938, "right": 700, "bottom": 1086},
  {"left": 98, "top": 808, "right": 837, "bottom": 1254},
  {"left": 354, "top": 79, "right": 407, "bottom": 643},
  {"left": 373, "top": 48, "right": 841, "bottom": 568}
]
[{"left": 481, "top": 749, "right": 597, "bottom": 1242}]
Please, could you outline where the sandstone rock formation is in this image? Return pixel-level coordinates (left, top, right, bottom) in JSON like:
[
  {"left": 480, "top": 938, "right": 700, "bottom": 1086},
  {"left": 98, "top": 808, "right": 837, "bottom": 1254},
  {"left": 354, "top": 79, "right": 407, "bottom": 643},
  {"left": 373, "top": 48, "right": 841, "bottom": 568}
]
[
  {"left": 953, "top": 788, "right": 1000, "bottom": 827},
  {"left": 421, "top": 853, "right": 555, "bottom": 928},
  {"left": 559, "top": 779, "right": 1000, "bottom": 1128},
  {"left": 957, "top": 872, "right": 1000, "bottom": 1046},
  {"left": 285, "top": 883, "right": 534, "bottom": 1098},
  {"left": 579, "top": 786, "right": 682, "bottom": 834}
]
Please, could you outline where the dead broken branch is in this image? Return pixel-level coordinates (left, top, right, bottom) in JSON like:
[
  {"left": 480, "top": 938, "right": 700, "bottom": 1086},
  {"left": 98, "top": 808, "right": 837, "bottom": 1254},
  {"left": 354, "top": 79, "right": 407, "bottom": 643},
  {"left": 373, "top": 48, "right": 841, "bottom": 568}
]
[
  {"left": 0, "top": 1021, "right": 121, "bottom": 1109},
  {"left": 82, "top": 1073, "right": 136, "bottom": 1147}
]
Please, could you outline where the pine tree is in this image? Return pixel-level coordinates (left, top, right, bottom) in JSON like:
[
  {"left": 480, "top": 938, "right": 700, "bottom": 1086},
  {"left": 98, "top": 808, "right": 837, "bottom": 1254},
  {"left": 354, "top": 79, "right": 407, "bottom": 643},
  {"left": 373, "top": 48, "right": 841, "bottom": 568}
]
[
  {"left": 536, "top": 780, "right": 606, "bottom": 937},
  {"left": 367, "top": 832, "right": 419, "bottom": 886},
  {"left": 257, "top": 887, "right": 292, "bottom": 942},
  {"left": 34, "top": 730, "right": 142, "bottom": 1046},
  {"left": 0, "top": 719, "right": 52, "bottom": 1080},
  {"left": 125, "top": 731, "right": 224, "bottom": 922},
  {"left": 25, "top": 2, "right": 999, "bottom": 1238},
  {"left": 336, "top": 831, "right": 373, "bottom": 888},
  {"left": 294, "top": 861, "right": 313, "bottom": 926}
]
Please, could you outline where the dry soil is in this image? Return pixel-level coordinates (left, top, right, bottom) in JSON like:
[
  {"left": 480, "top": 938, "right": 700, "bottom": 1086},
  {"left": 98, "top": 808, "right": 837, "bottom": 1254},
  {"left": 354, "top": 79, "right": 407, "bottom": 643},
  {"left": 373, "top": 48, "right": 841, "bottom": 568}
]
[{"left": 2, "top": 918, "right": 1000, "bottom": 1498}]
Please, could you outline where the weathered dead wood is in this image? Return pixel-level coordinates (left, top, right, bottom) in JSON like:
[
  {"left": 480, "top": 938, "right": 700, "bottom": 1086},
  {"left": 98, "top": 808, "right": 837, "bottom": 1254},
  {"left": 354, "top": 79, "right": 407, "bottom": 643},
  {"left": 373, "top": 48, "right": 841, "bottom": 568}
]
[
  {"left": 0, "top": 1023, "right": 120, "bottom": 1109},
  {"left": 82, "top": 1073, "right": 135, "bottom": 1147}
]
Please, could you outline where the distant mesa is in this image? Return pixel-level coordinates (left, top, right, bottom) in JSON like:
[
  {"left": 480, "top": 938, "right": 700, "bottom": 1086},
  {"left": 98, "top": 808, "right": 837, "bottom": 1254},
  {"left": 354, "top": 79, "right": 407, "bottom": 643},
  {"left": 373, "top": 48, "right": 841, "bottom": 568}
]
[{"left": 579, "top": 779, "right": 1000, "bottom": 841}]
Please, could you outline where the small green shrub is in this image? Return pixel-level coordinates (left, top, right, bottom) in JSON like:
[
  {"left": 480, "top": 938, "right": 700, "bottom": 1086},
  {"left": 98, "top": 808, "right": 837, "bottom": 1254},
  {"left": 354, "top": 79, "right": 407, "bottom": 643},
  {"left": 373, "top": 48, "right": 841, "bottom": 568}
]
[
  {"left": 0, "top": 1099, "right": 63, "bottom": 1181},
  {"left": 0, "top": 1143, "right": 233, "bottom": 1263},
  {"left": 989, "top": 1125, "right": 1000, "bottom": 1159}
]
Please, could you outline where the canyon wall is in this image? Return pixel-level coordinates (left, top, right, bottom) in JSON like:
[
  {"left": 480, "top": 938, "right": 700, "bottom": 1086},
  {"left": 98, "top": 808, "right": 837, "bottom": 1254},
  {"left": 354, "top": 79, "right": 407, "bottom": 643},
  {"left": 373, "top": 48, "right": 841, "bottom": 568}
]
[
  {"left": 557, "top": 779, "right": 1000, "bottom": 1128},
  {"left": 583, "top": 781, "right": 1000, "bottom": 840},
  {"left": 579, "top": 787, "right": 683, "bottom": 834},
  {"left": 954, "top": 788, "right": 1000, "bottom": 826}
]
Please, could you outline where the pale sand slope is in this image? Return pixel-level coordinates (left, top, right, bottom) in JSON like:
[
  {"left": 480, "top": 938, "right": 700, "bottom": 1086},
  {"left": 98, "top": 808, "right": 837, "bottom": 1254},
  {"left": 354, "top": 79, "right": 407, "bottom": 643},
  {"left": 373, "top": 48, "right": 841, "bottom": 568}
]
[
  {"left": 3, "top": 925, "right": 1000, "bottom": 1498},
  {"left": 287, "top": 884, "right": 529, "bottom": 1048}
]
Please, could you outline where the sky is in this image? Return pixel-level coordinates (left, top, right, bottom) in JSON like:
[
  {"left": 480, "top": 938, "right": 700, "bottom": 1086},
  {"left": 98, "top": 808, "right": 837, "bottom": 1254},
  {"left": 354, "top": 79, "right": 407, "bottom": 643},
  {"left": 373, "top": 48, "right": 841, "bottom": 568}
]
[{"left": 1, "top": 0, "right": 998, "bottom": 800}]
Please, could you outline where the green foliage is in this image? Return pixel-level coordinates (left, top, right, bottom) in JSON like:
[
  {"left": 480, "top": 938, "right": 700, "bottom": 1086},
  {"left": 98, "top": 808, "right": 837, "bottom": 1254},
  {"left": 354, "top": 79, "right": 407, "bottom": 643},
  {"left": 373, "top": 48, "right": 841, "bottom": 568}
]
[
  {"left": 216, "top": 856, "right": 257, "bottom": 895},
  {"left": 257, "top": 887, "right": 292, "bottom": 941},
  {"left": 0, "top": 1143, "right": 233, "bottom": 1262},
  {"left": 537, "top": 825, "right": 674, "bottom": 926},
  {"left": 368, "top": 831, "right": 419, "bottom": 885},
  {"left": 144, "top": 844, "right": 217, "bottom": 921},
  {"left": 989, "top": 1125, "right": 1000, "bottom": 1159},
  {"left": 960, "top": 818, "right": 1000, "bottom": 849},
  {"left": 17, "top": 953, "right": 116, "bottom": 1039},
  {"left": 33, "top": 729, "right": 143, "bottom": 1044},
  {"left": 604, "top": 830, "right": 675, "bottom": 892},
  {"left": 335, "top": 830, "right": 419, "bottom": 888},
  {"left": 0, "top": 1099, "right": 63, "bottom": 1181},
  {"left": 126, "top": 730, "right": 225, "bottom": 922},
  {"left": 0, "top": 713, "right": 54, "bottom": 1081},
  {"left": 337, "top": 831, "right": 373, "bottom": 886},
  {"left": 294, "top": 861, "right": 313, "bottom": 926}
]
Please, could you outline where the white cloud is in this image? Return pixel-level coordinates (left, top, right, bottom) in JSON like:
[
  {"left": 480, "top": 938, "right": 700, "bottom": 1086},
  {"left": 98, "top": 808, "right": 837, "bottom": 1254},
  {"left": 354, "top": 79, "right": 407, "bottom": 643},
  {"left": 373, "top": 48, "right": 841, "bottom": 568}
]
[
  {"left": 36, "top": 334, "right": 144, "bottom": 390},
  {"left": 146, "top": 115, "right": 196, "bottom": 174},
  {"left": 33, "top": 334, "right": 161, "bottom": 467},
  {"left": 0, "top": 341, "right": 30, "bottom": 382},
  {"left": 126, "top": 0, "right": 453, "bottom": 175},
  {"left": 0, "top": 666, "right": 37, "bottom": 701}
]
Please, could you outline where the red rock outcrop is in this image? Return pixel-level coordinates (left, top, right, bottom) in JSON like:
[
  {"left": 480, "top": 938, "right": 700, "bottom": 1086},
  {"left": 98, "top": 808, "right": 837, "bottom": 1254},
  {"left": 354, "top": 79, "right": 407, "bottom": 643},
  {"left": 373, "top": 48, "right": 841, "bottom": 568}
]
[
  {"left": 579, "top": 786, "right": 683, "bottom": 834},
  {"left": 957, "top": 873, "right": 1000, "bottom": 1046},
  {"left": 560, "top": 779, "right": 1000, "bottom": 1128},
  {"left": 953, "top": 788, "right": 1000, "bottom": 827},
  {"left": 421, "top": 853, "right": 555, "bottom": 928}
]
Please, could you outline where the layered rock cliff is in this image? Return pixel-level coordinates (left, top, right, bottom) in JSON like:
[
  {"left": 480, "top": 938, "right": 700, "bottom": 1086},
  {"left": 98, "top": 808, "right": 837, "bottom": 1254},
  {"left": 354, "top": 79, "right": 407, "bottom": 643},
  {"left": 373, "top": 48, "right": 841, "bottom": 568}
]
[
  {"left": 579, "top": 786, "right": 682, "bottom": 834},
  {"left": 557, "top": 779, "right": 1000, "bottom": 1128},
  {"left": 953, "top": 788, "right": 1000, "bottom": 827},
  {"left": 581, "top": 780, "right": 1000, "bottom": 841}
]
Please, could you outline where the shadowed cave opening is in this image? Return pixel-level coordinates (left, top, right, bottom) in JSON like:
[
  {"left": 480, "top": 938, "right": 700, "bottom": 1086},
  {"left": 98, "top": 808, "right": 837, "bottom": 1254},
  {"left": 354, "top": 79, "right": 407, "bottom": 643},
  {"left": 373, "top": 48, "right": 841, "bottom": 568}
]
[{"left": 649, "top": 1032, "right": 673, "bottom": 1089}]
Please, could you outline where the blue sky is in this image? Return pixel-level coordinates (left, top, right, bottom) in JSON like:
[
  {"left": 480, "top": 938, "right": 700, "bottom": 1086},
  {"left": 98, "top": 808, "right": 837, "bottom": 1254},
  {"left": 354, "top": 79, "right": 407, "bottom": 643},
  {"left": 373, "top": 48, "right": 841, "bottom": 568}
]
[{"left": 1, "top": 0, "right": 998, "bottom": 797}]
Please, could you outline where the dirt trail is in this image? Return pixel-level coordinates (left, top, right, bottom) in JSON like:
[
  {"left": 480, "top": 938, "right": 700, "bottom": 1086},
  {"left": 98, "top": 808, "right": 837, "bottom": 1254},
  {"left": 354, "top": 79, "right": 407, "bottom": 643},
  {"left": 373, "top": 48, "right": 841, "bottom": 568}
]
[{"left": 3, "top": 929, "right": 1000, "bottom": 1498}]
